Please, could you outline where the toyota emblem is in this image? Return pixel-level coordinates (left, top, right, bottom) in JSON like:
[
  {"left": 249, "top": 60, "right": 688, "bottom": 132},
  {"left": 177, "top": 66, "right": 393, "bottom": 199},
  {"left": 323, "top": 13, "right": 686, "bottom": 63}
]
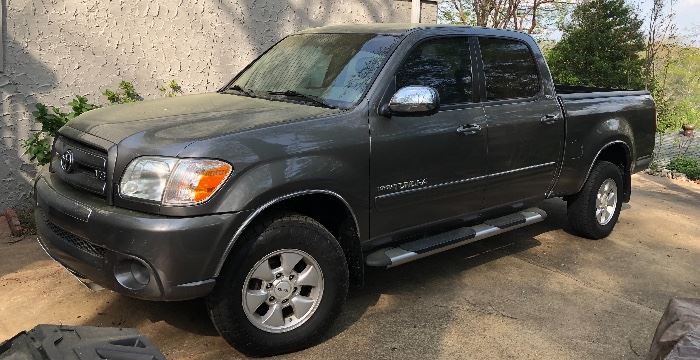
[{"left": 60, "top": 150, "right": 74, "bottom": 173}]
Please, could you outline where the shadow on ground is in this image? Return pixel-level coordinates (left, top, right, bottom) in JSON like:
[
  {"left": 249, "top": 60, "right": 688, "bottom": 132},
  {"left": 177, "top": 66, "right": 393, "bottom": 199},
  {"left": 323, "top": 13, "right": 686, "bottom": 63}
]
[
  {"left": 74, "top": 200, "right": 560, "bottom": 359},
  {"left": 3, "top": 175, "right": 698, "bottom": 359}
]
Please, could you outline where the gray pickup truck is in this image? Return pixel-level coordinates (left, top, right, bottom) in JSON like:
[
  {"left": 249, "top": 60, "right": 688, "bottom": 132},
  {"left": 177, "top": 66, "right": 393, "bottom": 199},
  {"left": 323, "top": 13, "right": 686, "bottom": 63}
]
[{"left": 34, "top": 24, "right": 655, "bottom": 355}]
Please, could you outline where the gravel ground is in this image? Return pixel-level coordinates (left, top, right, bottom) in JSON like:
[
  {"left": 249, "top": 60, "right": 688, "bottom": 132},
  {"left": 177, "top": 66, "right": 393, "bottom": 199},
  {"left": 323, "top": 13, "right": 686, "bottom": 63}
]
[{"left": 1, "top": 173, "right": 699, "bottom": 359}]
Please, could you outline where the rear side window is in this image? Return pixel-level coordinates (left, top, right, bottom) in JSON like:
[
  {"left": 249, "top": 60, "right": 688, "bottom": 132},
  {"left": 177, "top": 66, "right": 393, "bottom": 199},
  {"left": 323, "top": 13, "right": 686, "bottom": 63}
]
[
  {"left": 395, "top": 37, "right": 472, "bottom": 105},
  {"left": 479, "top": 38, "right": 540, "bottom": 101}
]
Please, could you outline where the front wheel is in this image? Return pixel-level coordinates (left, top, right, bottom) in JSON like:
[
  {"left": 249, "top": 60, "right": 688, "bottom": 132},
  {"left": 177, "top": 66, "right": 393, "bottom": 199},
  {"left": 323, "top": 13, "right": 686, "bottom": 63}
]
[
  {"left": 567, "top": 161, "right": 624, "bottom": 239},
  {"left": 207, "top": 214, "right": 348, "bottom": 356}
]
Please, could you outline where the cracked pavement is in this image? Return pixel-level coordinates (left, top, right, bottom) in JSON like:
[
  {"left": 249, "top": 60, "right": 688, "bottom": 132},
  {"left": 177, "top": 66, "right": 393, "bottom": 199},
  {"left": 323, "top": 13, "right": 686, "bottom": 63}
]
[{"left": 1, "top": 173, "right": 698, "bottom": 359}]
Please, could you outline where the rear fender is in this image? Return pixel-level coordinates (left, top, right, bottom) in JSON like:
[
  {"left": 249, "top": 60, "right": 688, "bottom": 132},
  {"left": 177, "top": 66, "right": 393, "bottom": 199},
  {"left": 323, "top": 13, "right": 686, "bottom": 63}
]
[
  {"left": 552, "top": 117, "right": 635, "bottom": 197},
  {"left": 578, "top": 117, "right": 634, "bottom": 186}
]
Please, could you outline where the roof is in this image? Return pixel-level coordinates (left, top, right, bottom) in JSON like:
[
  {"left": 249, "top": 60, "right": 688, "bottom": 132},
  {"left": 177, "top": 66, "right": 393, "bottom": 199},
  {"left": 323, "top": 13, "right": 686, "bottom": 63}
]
[
  {"left": 298, "top": 23, "right": 531, "bottom": 40},
  {"left": 299, "top": 23, "right": 465, "bottom": 35}
]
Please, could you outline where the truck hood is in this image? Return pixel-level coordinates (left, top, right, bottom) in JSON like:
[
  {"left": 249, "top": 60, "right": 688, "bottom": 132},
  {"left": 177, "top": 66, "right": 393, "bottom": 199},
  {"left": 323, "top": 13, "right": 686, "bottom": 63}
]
[{"left": 65, "top": 93, "right": 340, "bottom": 145}]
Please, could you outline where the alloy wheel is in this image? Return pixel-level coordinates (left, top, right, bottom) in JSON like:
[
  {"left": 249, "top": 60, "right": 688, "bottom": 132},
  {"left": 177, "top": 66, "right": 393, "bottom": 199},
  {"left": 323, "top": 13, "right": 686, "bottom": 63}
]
[
  {"left": 595, "top": 178, "right": 618, "bottom": 226},
  {"left": 242, "top": 249, "right": 324, "bottom": 333}
]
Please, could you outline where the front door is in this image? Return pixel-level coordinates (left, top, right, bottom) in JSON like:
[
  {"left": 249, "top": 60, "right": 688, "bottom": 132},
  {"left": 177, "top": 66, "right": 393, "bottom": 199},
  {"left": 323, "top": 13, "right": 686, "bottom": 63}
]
[
  {"left": 476, "top": 37, "right": 565, "bottom": 208},
  {"left": 369, "top": 36, "right": 488, "bottom": 238}
]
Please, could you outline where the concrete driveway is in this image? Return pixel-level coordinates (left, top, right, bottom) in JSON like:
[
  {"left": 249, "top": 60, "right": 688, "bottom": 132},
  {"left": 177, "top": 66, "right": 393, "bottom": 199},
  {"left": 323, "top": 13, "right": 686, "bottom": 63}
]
[{"left": 1, "top": 173, "right": 699, "bottom": 359}]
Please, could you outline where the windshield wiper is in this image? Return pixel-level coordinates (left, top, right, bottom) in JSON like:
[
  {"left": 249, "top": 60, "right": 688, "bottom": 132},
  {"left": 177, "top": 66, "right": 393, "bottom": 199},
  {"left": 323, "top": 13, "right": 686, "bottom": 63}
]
[
  {"left": 265, "top": 90, "right": 336, "bottom": 109},
  {"left": 225, "top": 84, "right": 256, "bottom": 98}
]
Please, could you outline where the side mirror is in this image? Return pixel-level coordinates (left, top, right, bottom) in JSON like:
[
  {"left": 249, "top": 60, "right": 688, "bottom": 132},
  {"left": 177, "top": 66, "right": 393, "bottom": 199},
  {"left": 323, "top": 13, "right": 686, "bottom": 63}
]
[{"left": 385, "top": 86, "right": 440, "bottom": 116}]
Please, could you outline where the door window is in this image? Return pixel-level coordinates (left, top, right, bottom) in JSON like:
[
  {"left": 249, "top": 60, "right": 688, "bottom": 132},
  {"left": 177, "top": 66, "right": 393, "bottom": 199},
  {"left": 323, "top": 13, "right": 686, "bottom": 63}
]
[
  {"left": 396, "top": 38, "right": 473, "bottom": 105},
  {"left": 479, "top": 38, "right": 540, "bottom": 101}
]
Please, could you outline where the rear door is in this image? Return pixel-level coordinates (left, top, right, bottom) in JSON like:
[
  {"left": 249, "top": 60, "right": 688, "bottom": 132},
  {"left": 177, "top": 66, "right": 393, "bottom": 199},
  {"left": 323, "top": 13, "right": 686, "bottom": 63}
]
[
  {"left": 369, "top": 36, "right": 488, "bottom": 237},
  {"left": 476, "top": 37, "right": 564, "bottom": 208}
]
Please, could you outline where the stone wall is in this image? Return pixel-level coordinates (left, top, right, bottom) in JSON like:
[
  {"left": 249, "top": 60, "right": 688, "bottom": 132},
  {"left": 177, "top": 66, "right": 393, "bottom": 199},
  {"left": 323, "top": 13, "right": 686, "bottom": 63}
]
[
  {"left": 653, "top": 132, "right": 700, "bottom": 167},
  {"left": 0, "top": 0, "right": 437, "bottom": 209}
]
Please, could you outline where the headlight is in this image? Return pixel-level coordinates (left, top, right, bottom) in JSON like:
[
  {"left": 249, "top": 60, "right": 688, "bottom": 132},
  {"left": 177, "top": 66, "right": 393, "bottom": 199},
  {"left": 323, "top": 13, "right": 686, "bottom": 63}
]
[{"left": 120, "top": 156, "right": 232, "bottom": 205}]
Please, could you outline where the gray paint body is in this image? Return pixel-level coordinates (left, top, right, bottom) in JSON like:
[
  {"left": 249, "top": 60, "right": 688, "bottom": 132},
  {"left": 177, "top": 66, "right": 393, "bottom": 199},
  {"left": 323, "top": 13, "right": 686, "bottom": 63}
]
[{"left": 34, "top": 24, "right": 655, "bottom": 300}]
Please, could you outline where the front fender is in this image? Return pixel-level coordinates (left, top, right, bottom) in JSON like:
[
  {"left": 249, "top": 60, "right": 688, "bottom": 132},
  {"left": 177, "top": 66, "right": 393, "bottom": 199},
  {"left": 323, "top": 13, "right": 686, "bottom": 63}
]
[
  {"left": 218, "top": 155, "right": 365, "bottom": 215},
  {"left": 209, "top": 156, "right": 367, "bottom": 277}
]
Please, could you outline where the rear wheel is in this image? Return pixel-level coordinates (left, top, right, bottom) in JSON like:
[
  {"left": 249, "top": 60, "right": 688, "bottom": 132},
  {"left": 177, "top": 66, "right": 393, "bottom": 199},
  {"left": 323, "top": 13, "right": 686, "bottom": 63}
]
[
  {"left": 567, "top": 161, "right": 624, "bottom": 239},
  {"left": 207, "top": 214, "right": 348, "bottom": 356}
]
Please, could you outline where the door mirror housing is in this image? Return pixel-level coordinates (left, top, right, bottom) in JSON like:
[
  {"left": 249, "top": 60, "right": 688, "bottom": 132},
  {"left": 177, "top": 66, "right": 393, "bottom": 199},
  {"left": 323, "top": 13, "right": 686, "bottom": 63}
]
[{"left": 385, "top": 86, "right": 440, "bottom": 116}]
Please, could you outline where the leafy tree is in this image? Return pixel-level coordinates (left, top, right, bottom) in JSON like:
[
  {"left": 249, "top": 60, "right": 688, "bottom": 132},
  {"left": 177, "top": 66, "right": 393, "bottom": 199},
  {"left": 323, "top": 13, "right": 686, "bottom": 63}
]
[
  {"left": 438, "top": 0, "right": 573, "bottom": 37},
  {"left": 645, "top": 0, "right": 676, "bottom": 87},
  {"left": 656, "top": 99, "right": 700, "bottom": 132},
  {"left": 546, "top": 0, "right": 646, "bottom": 89}
]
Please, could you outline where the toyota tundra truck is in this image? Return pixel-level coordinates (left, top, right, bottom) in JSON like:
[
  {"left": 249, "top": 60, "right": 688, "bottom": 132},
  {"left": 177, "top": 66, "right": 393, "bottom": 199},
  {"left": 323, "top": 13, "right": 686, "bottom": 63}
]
[{"left": 34, "top": 24, "right": 656, "bottom": 356}]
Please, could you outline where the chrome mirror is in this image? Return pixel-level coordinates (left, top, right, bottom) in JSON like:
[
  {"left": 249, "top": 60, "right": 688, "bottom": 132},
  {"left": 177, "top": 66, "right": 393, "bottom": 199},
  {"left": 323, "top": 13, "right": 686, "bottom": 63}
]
[{"left": 388, "top": 86, "right": 440, "bottom": 114}]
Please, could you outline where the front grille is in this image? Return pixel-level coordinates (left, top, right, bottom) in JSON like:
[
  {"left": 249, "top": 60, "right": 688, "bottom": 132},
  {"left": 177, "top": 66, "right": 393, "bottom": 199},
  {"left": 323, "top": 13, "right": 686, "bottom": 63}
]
[
  {"left": 52, "top": 136, "right": 108, "bottom": 198},
  {"left": 45, "top": 219, "right": 106, "bottom": 260}
]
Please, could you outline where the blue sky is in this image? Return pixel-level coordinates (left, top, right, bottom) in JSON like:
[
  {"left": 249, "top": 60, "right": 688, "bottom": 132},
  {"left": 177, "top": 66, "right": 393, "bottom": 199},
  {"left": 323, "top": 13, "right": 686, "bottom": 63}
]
[{"left": 634, "top": 0, "right": 700, "bottom": 45}]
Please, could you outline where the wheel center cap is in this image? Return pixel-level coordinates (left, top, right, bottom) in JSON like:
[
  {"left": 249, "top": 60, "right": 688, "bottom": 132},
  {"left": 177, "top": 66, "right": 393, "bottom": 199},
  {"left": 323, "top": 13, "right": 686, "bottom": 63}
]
[{"left": 272, "top": 280, "right": 293, "bottom": 299}]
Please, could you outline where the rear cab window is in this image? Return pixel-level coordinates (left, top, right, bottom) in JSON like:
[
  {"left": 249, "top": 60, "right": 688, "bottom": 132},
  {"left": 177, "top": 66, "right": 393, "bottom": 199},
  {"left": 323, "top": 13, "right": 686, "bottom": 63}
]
[{"left": 478, "top": 37, "right": 540, "bottom": 101}]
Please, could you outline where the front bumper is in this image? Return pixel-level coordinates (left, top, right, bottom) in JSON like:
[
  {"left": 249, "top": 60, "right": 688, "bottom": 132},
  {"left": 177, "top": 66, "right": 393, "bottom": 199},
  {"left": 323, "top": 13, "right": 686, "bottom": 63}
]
[{"left": 34, "top": 173, "right": 248, "bottom": 301}]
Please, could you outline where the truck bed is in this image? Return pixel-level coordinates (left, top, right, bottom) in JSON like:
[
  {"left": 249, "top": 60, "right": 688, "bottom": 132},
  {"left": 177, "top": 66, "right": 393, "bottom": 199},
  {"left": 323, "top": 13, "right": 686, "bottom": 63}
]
[
  {"left": 550, "top": 86, "right": 656, "bottom": 198},
  {"left": 556, "top": 84, "right": 649, "bottom": 100}
]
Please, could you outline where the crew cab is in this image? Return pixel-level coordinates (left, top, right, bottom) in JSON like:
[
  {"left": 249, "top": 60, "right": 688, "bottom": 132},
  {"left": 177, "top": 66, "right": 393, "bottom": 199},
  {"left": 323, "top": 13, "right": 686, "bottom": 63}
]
[{"left": 34, "top": 24, "right": 656, "bottom": 356}]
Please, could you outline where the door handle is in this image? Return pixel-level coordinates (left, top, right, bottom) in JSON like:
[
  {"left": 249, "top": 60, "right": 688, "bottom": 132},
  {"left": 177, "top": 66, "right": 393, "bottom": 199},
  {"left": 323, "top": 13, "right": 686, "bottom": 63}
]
[
  {"left": 456, "top": 123, "right": 482, "bottom": 135},
  {"left": 540, "top": 114, "right": 560, "bottom": 125}
]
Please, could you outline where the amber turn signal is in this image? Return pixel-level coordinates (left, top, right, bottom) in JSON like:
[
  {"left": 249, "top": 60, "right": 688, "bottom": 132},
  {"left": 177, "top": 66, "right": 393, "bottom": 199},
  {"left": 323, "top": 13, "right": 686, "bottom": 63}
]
[{"left": 163, "top": 159, "right": 233, "bottom": 205}]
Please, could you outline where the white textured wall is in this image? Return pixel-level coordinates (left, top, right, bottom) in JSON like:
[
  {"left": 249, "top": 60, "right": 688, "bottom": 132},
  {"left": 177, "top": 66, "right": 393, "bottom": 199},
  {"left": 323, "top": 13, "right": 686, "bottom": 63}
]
[{"left": 0, "top": 0, "right": 436, "bottom": 209}]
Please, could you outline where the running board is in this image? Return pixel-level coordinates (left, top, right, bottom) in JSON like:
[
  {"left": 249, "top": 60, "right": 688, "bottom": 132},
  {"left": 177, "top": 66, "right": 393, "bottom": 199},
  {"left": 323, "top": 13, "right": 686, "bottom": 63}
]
[{"left": 365, "top": 208, "right": 547, "bottom": 268}]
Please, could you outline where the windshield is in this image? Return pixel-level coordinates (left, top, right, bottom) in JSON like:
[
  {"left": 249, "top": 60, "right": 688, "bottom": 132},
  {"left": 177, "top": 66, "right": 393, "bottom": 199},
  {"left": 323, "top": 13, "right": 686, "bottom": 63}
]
[{"left": 229, "top": 33, "right": 400, "bottom": 109}]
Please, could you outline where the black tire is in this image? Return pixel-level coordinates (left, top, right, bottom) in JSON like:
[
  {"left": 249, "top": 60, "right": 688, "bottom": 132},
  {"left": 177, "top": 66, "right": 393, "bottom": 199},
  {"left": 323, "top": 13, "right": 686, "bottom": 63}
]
[
  {"left": 206, "top": 214, "right": 348, "bottom": 357},
  {"left": 567, "top": 160, "right": 624, "bottom": 239},
  {"left": 337, "top": 218, "right": 363, "bottom": 290}
]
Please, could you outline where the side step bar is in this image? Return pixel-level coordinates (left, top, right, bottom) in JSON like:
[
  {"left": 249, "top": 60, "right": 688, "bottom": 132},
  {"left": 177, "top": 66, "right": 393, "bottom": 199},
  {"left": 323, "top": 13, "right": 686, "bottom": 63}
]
[{"left": 365, "top": 208, "right": 547, "bottom": 268}]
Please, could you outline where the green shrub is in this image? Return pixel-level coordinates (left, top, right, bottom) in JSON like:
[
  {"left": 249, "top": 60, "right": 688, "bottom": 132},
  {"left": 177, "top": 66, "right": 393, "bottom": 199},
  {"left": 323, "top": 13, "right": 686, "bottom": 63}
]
[
  {"left": 159, "top": 80, "right": 183, "bottom": 97},
  {"left": 666, "top": 155, "right": 700, "bottom": 180},
  {"left": 23, "top": 80, "right": 183, "bottom": 165},
  {"left": 103, "top": 80, "right": 142, "bottom": 104},
  {"left": 23, "top": 96, "right": 98, "bottom": 165}
]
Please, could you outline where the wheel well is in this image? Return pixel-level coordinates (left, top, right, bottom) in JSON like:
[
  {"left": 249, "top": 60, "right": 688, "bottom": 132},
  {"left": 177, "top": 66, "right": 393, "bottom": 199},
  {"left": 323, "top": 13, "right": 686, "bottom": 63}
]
[
  {"left": 594, "top": 143, "right": 632, "bottom": 201},
  {"left": 235, "top": 193, "right": 364, "bottom": 288},
  {"left": 260, "top": 194, "right": 354, "bottom": 239}
]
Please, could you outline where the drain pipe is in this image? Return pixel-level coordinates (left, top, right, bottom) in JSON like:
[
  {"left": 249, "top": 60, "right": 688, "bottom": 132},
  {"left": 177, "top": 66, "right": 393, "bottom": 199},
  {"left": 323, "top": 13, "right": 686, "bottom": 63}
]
[{"left": 411, "top": 0, "right": 421, "bottom": 23}]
